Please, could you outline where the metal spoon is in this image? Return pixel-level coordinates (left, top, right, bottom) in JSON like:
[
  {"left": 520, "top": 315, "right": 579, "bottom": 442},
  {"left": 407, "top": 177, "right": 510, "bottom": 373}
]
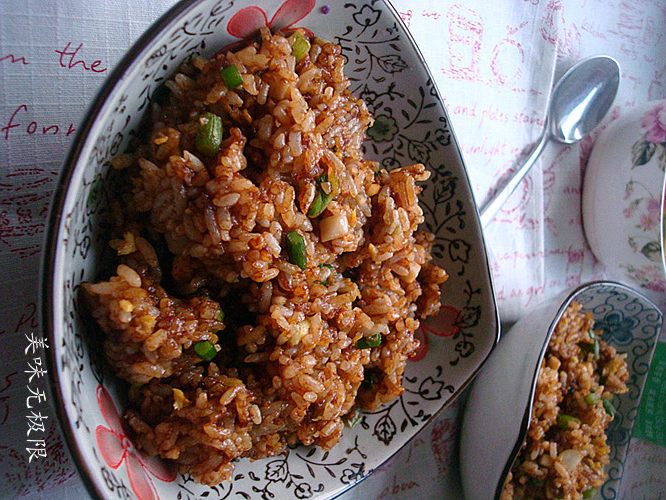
[{"left": 479, "top": 55, "right": 620, "bottom": 227}]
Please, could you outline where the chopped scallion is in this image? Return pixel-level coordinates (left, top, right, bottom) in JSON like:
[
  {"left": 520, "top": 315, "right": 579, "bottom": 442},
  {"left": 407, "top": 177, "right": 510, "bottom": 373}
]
[
  {"left": 318, "top": 263, "right": 335, "bottom": 270},
  {"left": 588, "top": 329, "right": 596, "bottom": 340},
  {"left": 361, "top": 370, "right": 378, "bottom": 389},
  {"left": 343, "top": 407, "right": 362, "bottom": 428},
  {"left": 290, "top": 31, "right": 310, "bottom": 62},
  {"left": 221, "top": 65, "right": 243, "bottom": 89},
  {"left": 557, "top": 414, "right": 581, "bottom": 429},
  {"left": 585, "top": 392, "right": 600, "bottom": 406},
  {"left": 194, "top": 340, "right": 217, "bottom": 361},
  {"left": 583, "top": 488, "right": 598, "bottom": 498},
  {"left": 578, "top": 339, "right": 600, "bottom": 359},
  {"left": 356, "top": 333, "right": 382, "bottom": 349},
  {"left": 195, "top": 112, "right": 223, "bottom": 156},
  {"left": 218, "top": 309, "right": 225, "bottom": 322},
  {"left": 307, "top": 172, "right": 339, "bottom": 217},
  {"left": 285, "top": 231, "right": 307, "bottom": 270},
  {"left": 602, "top": 398, "right": 616, "bottom": 418},
  {"left": 307, "top": 190, "right": 326, "bottom": 218}
]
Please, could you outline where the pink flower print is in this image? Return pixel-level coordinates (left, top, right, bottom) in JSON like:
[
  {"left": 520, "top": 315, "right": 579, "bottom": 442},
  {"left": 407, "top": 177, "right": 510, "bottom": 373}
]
[
  {"left": 95, "top": 385, "right": 176, "bottom": 500},
  {"left": 639, "top": 197, "right": 661, "bottom": 231},
  {"left": 640, "top": 102, "right": 666, "bottom": 144},
  {"left": 411, "top": 305, "right": 464, "bottom": 361},
  {"left": 420, "top": 305, "right": 461, "bottom": 338},
  {"left": 410, "top": 325, "right": 428, "bottom": 361},
  {"left": 624, "top": 198, "right": 642, "bottom": 219},
  {"left": 647, "top": 197, "right": 661, "bottom": 216},
  {"left": 645, "top": 279, "right": 666, "bottom": 293},
  {"left": 227, "top": 0, "right": 315, "bottom": 41}
]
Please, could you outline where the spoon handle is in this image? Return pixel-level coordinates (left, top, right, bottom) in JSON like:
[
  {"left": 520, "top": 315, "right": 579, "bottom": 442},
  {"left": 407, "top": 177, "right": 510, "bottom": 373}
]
[{"left": 479, "top": 130, "right": 549, "bottom": 228}]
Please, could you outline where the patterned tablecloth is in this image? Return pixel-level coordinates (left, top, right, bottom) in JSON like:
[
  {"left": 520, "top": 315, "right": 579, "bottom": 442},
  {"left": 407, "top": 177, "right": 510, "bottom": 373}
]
[{"left": 1, "top": 0, "right": 664, "bottom": 498}]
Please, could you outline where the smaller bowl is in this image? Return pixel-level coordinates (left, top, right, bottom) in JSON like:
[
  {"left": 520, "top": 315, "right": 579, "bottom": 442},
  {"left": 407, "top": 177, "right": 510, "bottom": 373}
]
[
  {"left": 582, "top": 100, "right": 666, "bottom": 305},
  {"left": 459, "top": 281, "right": 662, "bottom": 500}
]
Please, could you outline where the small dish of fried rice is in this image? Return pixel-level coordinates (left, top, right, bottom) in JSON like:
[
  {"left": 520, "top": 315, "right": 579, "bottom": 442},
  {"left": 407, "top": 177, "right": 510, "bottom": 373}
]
[
  {"left": 501, "top": 301, "right": 628, "bottom": 499},
  {"left": 460, "top": 281, "right": 662, "bottom": 500}
]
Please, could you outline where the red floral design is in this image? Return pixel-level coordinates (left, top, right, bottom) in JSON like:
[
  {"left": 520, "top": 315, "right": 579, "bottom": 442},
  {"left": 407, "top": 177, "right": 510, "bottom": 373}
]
[
  {"left": 410, "top": 326, "right": 428, "bottom": 361},
  {"left": 640, "top": 102, "right": 666, "bottom": 143},
  {"left": 226, "top": 0, "right": 315, "bottom": 40},
  {"left": 411, "top": 306, "right": 462, "bottom": 361},
  {"left": 95, "top": 385, "right": 176, "bottom": 500},
  {"left": 420, "top": 305, "right": 461, "bottom": 338}
]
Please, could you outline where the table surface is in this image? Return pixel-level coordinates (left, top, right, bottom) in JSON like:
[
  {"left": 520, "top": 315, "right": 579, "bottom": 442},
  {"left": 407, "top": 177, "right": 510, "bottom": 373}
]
[{"left": 1, "top": 0, "right": 664, "bottom": 499}]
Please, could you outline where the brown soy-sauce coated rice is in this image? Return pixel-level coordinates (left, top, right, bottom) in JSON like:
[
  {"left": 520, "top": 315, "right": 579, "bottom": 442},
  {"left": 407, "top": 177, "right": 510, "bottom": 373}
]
[
  {"left": 501, "top": 302, "right": 628, "bottom": 500},
  {"left": 82, "top": 28, "right": 448, "bottom": 485}
]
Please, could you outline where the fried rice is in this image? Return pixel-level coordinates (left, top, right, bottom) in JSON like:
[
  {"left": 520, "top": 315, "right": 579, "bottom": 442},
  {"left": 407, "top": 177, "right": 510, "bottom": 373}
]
[
  {"left": 501, "top": 301, "right": 629, "bottom": 500},
  {"left": 83, "top": 28, "right": 448, "bottom": 485}
]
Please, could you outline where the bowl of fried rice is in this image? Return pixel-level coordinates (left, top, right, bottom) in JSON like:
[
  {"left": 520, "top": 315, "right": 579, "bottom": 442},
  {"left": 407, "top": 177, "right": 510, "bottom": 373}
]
[
  {"left": 460, "top": 281, "right": 662, "bottom": 500},
  {"left": 42, "top": 1, "right": 499, "bottom": 499}
]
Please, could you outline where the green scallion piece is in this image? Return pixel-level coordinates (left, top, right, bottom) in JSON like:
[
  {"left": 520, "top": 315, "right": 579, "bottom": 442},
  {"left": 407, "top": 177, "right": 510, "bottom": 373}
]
[
  {"left": 218, "top": 309, "right": 225, "bottom": 322},
  {"left": 583, "top": 487, "right": 598, "bottom": 498},
  {"left": 588, "top": 329, "right": 596, "bottom": 340},
  {"left": 285, "top": 231, "right": 307, "bottom": 270},
  {"left": 557, "top": 414, "right": 581, "bottom": 429},
  {"left": 195, "top": 112, "right": 223, "bottom": 156},
  {"left": 361, "top": 370, "right": 378, "bottom": 389},
  {"left": 194, "top": 340, "right": 217, "bottom": 361},
  {"left": 585, "top": 392, "right": 600, "bottom": 406},
  {"left": 343, "top": 407, "right": 362, "bottom": 428},
  {"left": 307, "top": 173, "right": 339, "bottom": 217},
  {"left": 307, "top": 190, "right": 326, "bottom": 218},
  {"left": 221, "top": 65, "right": 243, "bottom": 89},
  {"left": 356, "top": 333, "right": 382, "bottom": 349},
  {"left": 603, "top": 398, "right": 616, "bottom": 418},
  {"left": 290, "top": 31, "right": 310, "bottom": 62},
  {"left": 318, "top": 263, "right": 335, "bottom": 270},
  {"left": 578, "top": 339, "right": 599, "bottom": 359}
]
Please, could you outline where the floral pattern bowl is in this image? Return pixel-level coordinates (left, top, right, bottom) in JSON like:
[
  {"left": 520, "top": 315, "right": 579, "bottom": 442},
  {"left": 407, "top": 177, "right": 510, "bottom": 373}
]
[
  {"left": 582, "top": 100, "right": 666, "bottom": 308},
  {"left": 460, "top": 281, "right": 662, "bottom": 500},
  {"left": 41, "top": 1, "right": 499, "bottom": 499}
]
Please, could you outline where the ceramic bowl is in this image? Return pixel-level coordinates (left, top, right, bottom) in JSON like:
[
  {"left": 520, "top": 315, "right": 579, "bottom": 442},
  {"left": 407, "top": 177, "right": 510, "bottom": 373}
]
[
  {"left": 460, "top": 281, "right": 662, "bottom": 500},
  {"left": 582, "top": 100, "right": 666, "bottom": 307},
  {"left": 41, "top": 1, "right": 499, "bottom": 499}
]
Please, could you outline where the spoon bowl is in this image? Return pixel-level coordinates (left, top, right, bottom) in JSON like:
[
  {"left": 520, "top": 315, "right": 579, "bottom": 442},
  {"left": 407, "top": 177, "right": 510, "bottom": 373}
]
[
  {"left": 480, "top": 55, "right": 620, "bottom": 227},
  {"left": 550, "top": 56, "right": 620, "bottom": 143}
]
